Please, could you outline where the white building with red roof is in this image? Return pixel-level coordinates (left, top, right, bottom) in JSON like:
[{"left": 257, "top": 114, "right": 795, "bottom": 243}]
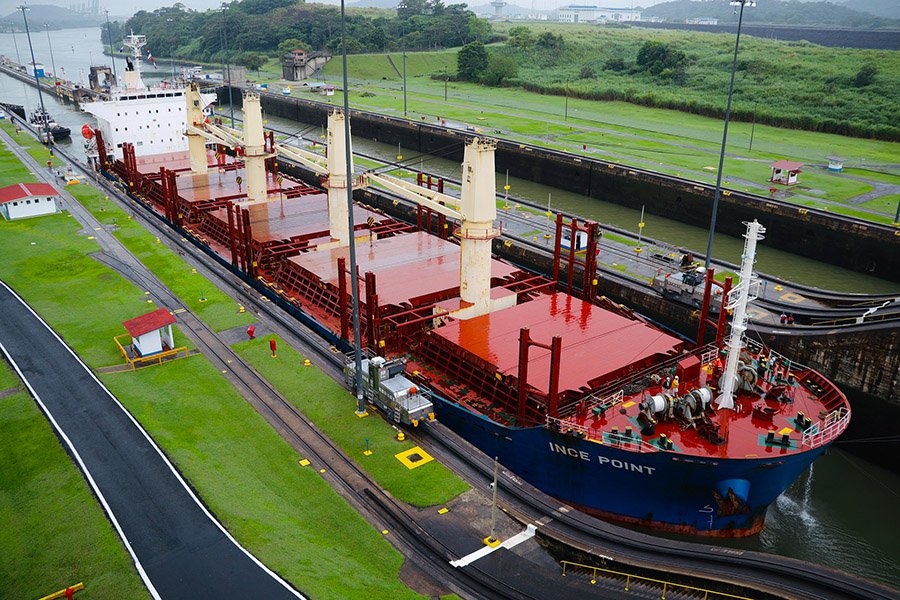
[
  {"left": 122, "top": 307, "right": 177, "bottom": 357},
  {"left": 0, "top": 183, "right": 61, "bottom": 220},
  {"left": 769, "top": 160, "right": 803, "bottom": 185}
]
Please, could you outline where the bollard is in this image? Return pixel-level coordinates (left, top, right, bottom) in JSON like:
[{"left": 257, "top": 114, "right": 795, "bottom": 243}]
[
  {"left": 246, "top": 325, "right": 255, "bottom": 339},
  {"left": 269, "top": 338, "right": 277, "bottom": 358}
]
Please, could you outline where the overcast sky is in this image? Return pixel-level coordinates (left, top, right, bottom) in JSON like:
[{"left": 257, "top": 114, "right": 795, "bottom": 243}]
[{"left": 3, "top": 0, "right": 666, "bottom": 19}]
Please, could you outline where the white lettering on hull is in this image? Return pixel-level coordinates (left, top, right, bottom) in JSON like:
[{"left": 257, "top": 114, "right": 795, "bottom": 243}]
[{"left": 549, "top": 442, "right": 655, "bottom": 475}]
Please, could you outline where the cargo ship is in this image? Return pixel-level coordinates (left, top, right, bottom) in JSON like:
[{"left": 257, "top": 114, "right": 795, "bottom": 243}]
[{"left": 83, "top": 57, "right": 851, "bottom": 536}]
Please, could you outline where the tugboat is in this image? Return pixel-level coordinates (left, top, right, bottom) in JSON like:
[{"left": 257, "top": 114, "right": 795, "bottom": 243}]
[{"left": 30, "top": 108, "right": 71, "bottom": 143}]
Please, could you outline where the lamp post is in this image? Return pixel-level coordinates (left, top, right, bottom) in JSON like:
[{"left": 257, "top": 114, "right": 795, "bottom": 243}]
[
  {"left": 400, "top": 20, "right": 407, "bottom": 117},
  {"left": 220, "top": 4, "right": 234, "bottom": 126},
  {"left": 704, "top": 0, "right": 755, "bottom": 270},
  {"left": 341, "top": 0, "right": 365, "bottom": 414},
  {"left": 18, "top": 5, "right": 50, "bottom": 143},
  {"left": 10, "top": 24, "right": 21, "bottom": 65},
  {"left": 105, "top": 9, "right": 117, "bottom": 81},
  {"left": 44, "top": 24, "right": 56, "bottom": 85}
]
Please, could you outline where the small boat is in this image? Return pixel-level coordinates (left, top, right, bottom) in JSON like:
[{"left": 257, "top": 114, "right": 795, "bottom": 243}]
[{"left": 30, "top": 108, "right": 71, "bottom": 143}]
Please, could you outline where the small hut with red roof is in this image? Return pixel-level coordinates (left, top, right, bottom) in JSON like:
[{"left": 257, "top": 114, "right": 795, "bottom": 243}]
[
  {"left": 122, "top": 307, "right": 176, "bottom": 357},
  {"left": 769, "top": 160, "right": 803, "bottom": 185}
]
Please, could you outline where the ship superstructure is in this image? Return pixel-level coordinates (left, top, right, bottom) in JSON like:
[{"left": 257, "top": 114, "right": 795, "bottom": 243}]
[
  {"left": 87, "top": 83, "right": 851, "bottom": 537},
  {"left": 82, "top": 33, "right": 215, "bottom": 161}
]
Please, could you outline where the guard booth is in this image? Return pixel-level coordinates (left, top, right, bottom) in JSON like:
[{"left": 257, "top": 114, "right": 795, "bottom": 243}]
[
  {"left": 115, "top": 307, "right": 188, "bottom": 369},
  {"left": 769, "top": 160, "right": 803, "bottom": 185}
]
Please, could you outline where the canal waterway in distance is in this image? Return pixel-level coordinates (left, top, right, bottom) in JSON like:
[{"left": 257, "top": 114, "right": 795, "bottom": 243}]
[{"left": 1, "top": 27, "right": 898, "bottom": 590}]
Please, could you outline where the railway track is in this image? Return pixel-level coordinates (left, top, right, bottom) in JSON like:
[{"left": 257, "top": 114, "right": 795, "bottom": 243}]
[{"left": 38, "top": 127, "right": 898, "bottom": 600}]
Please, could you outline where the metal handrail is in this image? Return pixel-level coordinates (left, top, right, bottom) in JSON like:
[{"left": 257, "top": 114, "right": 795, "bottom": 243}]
[
  {"left": 561, "top": 560, "right": 753, "bottom": 599},
  {"left": 801, "top": 407, "right": 850, "bottom": 448}
]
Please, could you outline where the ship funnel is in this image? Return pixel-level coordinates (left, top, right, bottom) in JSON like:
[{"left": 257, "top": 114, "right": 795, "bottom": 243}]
[
  {"left": 185, "top": 82, "right": 208, "bottom": 175},
  {"left": 456, "top": 138, "right": 500, "bottom": 319},
  {"left": 326, "top": 110, "right": 352, "bottom": 246},
  {"left": 716, "top": 220, "right": 766, "bottom": 411}
]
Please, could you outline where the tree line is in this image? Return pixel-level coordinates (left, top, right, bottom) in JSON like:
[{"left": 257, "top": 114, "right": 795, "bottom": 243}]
[{"left": 101, "top": 0, "right": 492, "bottom": 68}]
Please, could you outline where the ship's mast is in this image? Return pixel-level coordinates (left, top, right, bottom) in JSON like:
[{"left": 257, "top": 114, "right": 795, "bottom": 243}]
[
  {"left": 121, "top": 31, "right": 147, "bottom": 90},
  {"left": 716, "top": 219, "right": 765, "bottom": 410}
]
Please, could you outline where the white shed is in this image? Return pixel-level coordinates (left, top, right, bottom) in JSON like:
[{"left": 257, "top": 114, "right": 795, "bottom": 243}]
[
  {"left": 122, "top": 308, "right": 177, "bottom": 357},
  {"left": 0, "top": 183, "right": 61, "bottom": 220}
]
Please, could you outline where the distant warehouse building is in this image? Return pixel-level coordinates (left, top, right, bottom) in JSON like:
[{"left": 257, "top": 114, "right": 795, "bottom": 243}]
[{"left": 558, "top": 6, "right": 641, "bottom": 23}]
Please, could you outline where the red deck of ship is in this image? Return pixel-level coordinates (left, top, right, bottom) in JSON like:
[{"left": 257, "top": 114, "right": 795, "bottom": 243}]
[
  {"left": 561, "top": 359, "right": 847, "bottom": 460},
  {"left": 288, "top": 231, "right": 519, "bottom": 306},
  {"left": 433, "top": 292, "right": 684, "bottom": 394}
]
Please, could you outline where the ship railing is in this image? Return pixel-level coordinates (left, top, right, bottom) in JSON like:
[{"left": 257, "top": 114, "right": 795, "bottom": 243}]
[
  {"left": 801, "top": 407, "right": 850, "bottom": 448},
  {"left": 743, "top": 336, "right": 808, "bottom": 372},
  {"left": 547, "top": 416, "right": 660, "bottom": 453},
  {"left": 700, "top": 347, "right": 718, "bottom": 367},
  {"left": 572, "top": 342, "right": 718, "bottom": 407}
]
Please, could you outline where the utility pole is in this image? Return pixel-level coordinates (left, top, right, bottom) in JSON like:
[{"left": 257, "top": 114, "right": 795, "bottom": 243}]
[
  {"left": 748, "top": 108, "right": 756, "bottom": 152},
  {"left": 488, "top": 457, "right": 499, "bottom": 544},
  {"left": 704, "top": 0, "right": 755, "bottom": 270},
  {"left": 220, "top": 4, "right": 234, "bottom": 127},
  {"left": 444, "top": 71, "right": 448, "bottom": 102},
  {"left": 18, "top": 5, "right": 50, "bottom": 144},
  {"left": 564, "top": 80, "right": 569, "bottom": 121},
  {"left": 341, "top": 0, "right": 365, "bottom": 415},
  {"left": 44, "top": 24, "right": 56, "bottom": 84},
  {"left": 401, "top": 21, "right": 407, "bottom": 117},
  {"left": 10, "top": 24, "right": 21, "bottom": 65},
  {"left": 105, "top": 9, "right": 117, "bottom": 81}
]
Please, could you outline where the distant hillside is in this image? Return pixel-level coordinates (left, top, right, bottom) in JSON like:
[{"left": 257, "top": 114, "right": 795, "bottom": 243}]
[
  {"left": 643, "top": 0, "right": 900, "bottom": 28},
  {"left": 0, "top": 4, "right": 103, "bottom": 30},
  {"left": 348, "top": 0, "right": 400, "bottom": 8},
  {"left": 835, "top": 0, "right": 900, "bottom": 20}
]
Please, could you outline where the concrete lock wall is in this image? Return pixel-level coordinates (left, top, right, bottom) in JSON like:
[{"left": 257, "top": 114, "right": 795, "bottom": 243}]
[{"left": 219, "top": 86, "right": 900, "bottom": 282}]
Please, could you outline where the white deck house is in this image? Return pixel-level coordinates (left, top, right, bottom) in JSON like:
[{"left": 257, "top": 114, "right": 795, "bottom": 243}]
[
  {"left": 0, "top": 183, "right": 61, "bottom": 220},
  {"left": 122, "top": 307, "right": 177, "bottom": 357}
]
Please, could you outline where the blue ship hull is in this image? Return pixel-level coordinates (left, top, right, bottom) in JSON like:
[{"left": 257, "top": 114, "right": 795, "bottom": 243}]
[{"left": 433, "top": 395, "right": 827, "bottom": 536}]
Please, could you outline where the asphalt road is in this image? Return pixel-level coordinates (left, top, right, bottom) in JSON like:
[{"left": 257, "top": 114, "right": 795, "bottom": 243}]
[{"left": 0, "top": 281, "right": 304, "bottom": 600}]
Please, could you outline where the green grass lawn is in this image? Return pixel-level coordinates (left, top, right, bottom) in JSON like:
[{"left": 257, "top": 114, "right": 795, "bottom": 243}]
[
  {"left": 102, "top": 359, "right": 428, "bottom": 600},
  {"left": 861, "top": 195, "right": 900, "bottom": 218},
  {"left": 0, "top": 377, "right": 149, "bottom": 599},
  {"left": 0, "top": 141, "right": 437, "bottom": 599},
  {"left": 233, "top": 336, "right": 469, "bottom": 507},
  {"left": 0, "top": 211, "right": 185, "bottom": 367},
  {"left": 0, "top": 135, "right": 37, "bottom": 187},
  {"left": 0, "top": 126, "right": 254, "bottom": 334},
  {"left": 67, "top": 186, "right": 255, "bottom": 333}
]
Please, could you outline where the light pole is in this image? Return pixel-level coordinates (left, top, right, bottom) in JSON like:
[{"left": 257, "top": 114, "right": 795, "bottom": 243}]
[
  {"left": 341, "top": 0, "right": 365, "bottom": 414},
  {"left": 18, "top": 5, "right": 50, "bottom": 143},
  {"left": 564, "top": 80, "right": 569, "bottom": 121},
  {"left": 220, "top": 4, "right": 234, "bottom": 126},
  {"left": 401, "top": 20, "right": 407, "bottom": 117},
  {"left": 704, "top": 0, "right": 755, "bottom": 270},
  {"left": 44, "top": 24, "right": 56, "bottom": 84},
  {"left": 444, "top": 70, "right": 449, "bottom": 102},
  {"left": 105, "top": 9, "right": 117, "bottom": 82},
  {"left": 10, "top": 24, "right": 21, "bottom": 65}
]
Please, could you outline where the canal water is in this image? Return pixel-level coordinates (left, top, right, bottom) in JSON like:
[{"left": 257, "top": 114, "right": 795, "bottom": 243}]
[{"left": 2, "top": 28, "right": 898, "bottom": 589}]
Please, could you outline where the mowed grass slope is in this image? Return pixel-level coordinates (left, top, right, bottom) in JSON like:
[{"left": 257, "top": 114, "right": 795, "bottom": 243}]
[
  {"left": 102, "top": 359, "right": 426, "bottom": 600},
  {"left": 234, "top": 336, "right": 469, "bottom": 507},
  {"left": 0, "top": 143, "right": 434, "bottom": 598},
  {"left": 0, "top": 361, "right": 149, "bottom": 599},
  {"left": 323, "top": 49, "right": 457, "bottom": 81}
]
